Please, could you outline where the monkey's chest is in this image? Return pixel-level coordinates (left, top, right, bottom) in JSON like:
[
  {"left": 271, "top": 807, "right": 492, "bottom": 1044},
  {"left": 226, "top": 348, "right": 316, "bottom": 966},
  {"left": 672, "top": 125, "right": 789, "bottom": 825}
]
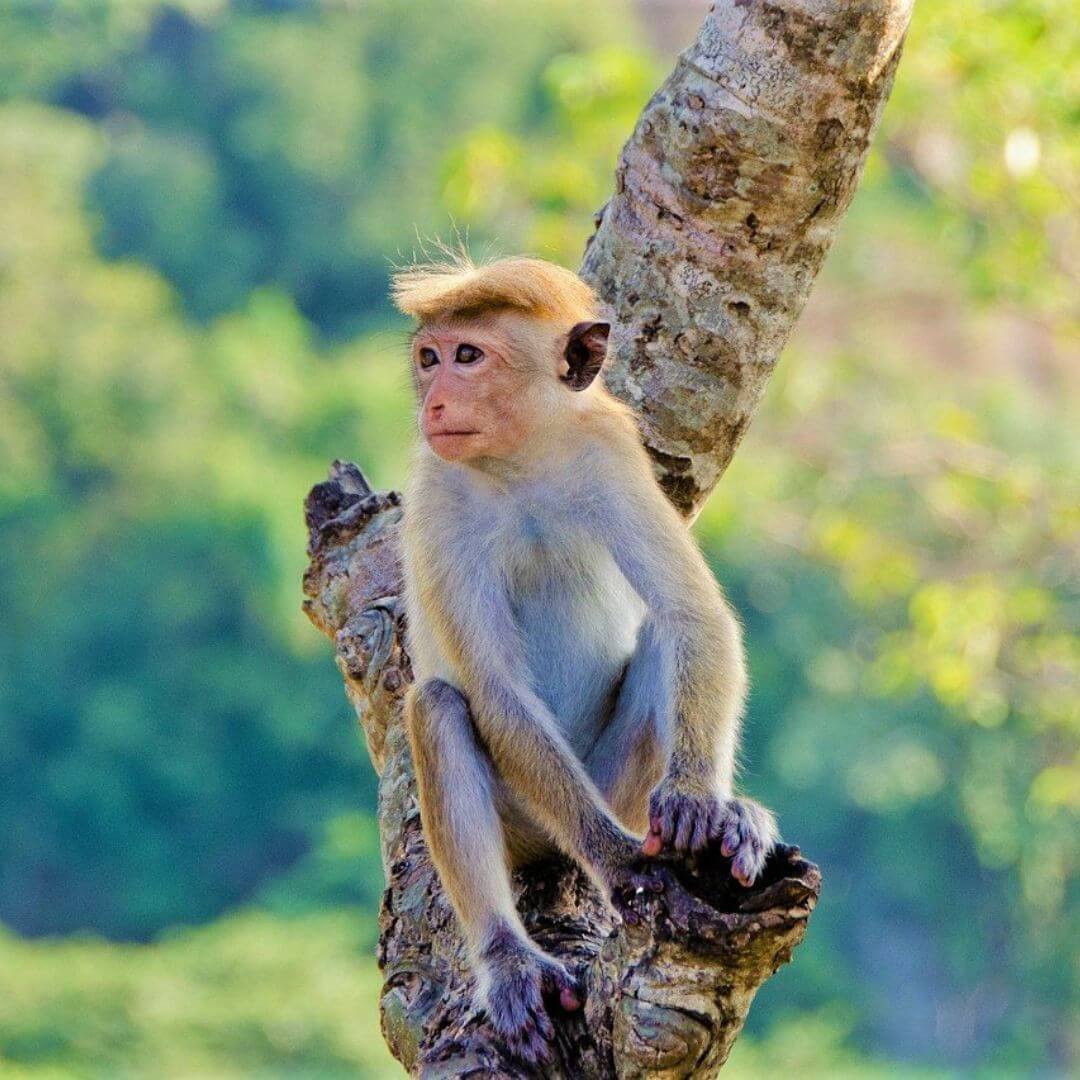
[{"left": 507, "top": 535, "right": 645, "bottom": 756}]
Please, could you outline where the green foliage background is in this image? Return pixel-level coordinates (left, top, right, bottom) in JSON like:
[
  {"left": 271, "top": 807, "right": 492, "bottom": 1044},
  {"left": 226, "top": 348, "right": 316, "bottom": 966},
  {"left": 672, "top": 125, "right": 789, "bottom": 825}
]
[{"left": 0, "top": 0, "right": 1075, "bottom": 1075}]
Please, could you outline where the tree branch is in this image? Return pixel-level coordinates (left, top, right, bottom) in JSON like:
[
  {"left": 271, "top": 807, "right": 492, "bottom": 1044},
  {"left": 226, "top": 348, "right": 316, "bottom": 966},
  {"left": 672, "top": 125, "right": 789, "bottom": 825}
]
[
  {"left": 585, "top": 0, "right": 912, "bottom": 516},
  {"left": 302, "top": 1, "right": 910, "bottom": 1074}
]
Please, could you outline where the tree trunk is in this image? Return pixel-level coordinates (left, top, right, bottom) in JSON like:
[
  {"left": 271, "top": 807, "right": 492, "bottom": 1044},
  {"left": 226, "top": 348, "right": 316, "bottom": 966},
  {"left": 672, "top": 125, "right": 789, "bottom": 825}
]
[{"left": 302, "top": 1, "right": 910, "bottom": 1074}]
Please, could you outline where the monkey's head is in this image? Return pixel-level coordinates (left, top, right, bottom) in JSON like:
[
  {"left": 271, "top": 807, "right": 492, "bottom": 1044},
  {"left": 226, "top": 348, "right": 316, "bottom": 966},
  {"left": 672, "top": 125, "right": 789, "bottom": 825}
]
[{"left": 392, "top": 256, "right": 610, "bottom": 465}]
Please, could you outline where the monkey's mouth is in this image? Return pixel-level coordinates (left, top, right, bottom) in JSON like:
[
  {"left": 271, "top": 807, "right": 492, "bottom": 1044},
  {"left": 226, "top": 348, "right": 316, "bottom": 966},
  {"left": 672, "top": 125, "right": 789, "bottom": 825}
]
[{"left": 428, "top": 430, "right": 479, "bottom": 438}]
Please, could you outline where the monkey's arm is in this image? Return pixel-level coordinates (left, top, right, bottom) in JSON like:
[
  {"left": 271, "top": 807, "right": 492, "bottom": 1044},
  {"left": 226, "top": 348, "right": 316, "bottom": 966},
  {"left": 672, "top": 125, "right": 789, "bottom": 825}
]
[
  {"left": 597, "top": 455, "right": 745, "bottom": 792},
  {"left": 408, "top": 545, "right": 642, "bottom": 885},
  {"left": 588, "top": 443, "right": 774, "bottom": 876}
]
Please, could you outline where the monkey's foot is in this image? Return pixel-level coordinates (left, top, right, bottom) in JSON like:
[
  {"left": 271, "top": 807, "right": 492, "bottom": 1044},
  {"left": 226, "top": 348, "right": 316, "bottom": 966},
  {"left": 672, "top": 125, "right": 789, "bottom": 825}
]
[
  {"left": 716, "top": 796, "right": 778, "bottom": 886},
  {"left": 480, "top": 930, "right": 582, "bottom": 1066}
]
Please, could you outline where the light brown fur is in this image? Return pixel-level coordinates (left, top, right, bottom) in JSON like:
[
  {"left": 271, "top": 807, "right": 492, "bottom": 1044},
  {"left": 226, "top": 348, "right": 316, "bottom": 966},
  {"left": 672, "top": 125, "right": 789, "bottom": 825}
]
[{"left": 393, "top": 252, "right": 597, "bottom": 326}]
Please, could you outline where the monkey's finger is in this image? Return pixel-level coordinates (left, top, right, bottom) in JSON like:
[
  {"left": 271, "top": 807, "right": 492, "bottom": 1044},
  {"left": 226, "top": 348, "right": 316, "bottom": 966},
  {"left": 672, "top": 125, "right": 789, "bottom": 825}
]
[
  {"left": 519, "top": 1028, "right": 552, "bottom": 1066},
  {"left": 690, "top": 814, "right": 711, "bottom": 852},
  {"left": 657, "top": 815, "right": 675, "bottom": 847},
  {"left": 650, "top": 800, "right": 676, "bottom": 846},
  {"left": 707, "top": 804, "right": 724, "bottom": 841},
  {"left": 532, "top": 1005, "right": 555, "bottom": 1043},
  {"left": 731, "top": 863, "right": 753, "bottom": 887},
  {"left": 733, "top": 839, "right": 765, "bottom": 886},
  {"left": 721, "top": 816, "right": 744, "bottom": 858},
  {"left": 673, "top": 807, "right": 695, "bottom": 851},
  {"left": 507, "top": 1028, "right": 537, "bottom": 1065},
  {"left": 543, "top": 965, "right": 582, "bottom": 1012}
]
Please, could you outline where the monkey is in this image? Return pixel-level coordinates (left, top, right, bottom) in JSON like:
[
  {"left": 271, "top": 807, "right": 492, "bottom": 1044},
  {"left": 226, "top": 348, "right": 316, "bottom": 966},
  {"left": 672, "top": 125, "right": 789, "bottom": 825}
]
[{"left": 393, "top": 254, "right": 778, "bottom": 1064}]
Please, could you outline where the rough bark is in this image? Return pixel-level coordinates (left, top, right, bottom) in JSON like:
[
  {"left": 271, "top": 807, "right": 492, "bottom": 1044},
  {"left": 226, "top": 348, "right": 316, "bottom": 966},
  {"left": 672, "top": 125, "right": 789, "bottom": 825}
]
[
  {"left": 586, "top": 0, "right": 912, "bottom": 518},
  {"left": 302, "top": 2, "right": 910, "bottom": 1075}
]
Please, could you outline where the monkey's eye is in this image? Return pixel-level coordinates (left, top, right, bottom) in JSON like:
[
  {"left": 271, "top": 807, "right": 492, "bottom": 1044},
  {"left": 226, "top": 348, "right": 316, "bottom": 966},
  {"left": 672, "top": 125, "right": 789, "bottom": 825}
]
[
  {"left": 418, "top": 347, "right": 439, "bottom": 370},
  {"left": 455, "top": 343, "right": 483, "bottom": 365}
]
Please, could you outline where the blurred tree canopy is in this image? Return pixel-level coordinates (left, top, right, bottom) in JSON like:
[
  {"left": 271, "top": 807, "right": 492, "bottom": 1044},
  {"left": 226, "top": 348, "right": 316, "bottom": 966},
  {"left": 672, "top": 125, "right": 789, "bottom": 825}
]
[
  {"left": 0, "top": 0, "right": 1075, "bottom": 1075},
  {"left": 0, "top": 0, "right": 627, "bottom": 338},
  {"left": 0, "top": 912, "right": 397, "bottom": 1077}
]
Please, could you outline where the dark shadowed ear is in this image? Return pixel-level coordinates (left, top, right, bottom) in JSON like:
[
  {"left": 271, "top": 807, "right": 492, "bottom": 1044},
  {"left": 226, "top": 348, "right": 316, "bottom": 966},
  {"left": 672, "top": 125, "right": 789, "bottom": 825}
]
[{"left": 561, "top": 321, "right": 610, "bottom": 391}]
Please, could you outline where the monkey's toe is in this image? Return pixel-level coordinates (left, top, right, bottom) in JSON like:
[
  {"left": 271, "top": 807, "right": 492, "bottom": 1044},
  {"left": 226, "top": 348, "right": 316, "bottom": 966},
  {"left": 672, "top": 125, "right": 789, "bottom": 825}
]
[
  {"left": 541, "top": 960, "right": 582, "bottom": 1012},
  {"left": 505, "top": 1017, "right": 553, "bottom": 1067},
  {"left": 487, "top": 977, "right": 554, "bottom": 1065},
  {"left": 531, "top": 948, "right": 583, "bottom": 1011},
  {"left": 714, "top": 797, "right": 778, "bottom": 887}
]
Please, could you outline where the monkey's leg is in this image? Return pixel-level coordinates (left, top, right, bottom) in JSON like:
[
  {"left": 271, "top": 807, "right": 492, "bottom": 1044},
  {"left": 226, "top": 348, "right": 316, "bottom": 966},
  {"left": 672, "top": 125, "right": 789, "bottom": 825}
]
[{"left": 406, "top": 679, "right": 581, "bottom": 1065}]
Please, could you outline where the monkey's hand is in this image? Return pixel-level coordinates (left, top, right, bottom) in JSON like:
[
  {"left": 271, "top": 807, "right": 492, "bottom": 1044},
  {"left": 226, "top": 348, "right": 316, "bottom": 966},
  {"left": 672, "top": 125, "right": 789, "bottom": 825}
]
[{"left": 644, "top": 778, "right": 778, "bottom": 887}]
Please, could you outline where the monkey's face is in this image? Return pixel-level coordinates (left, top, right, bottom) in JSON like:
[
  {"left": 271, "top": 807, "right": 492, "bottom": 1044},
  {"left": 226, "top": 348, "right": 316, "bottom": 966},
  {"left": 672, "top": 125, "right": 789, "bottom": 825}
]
[{"left": 411, "top": 312, "right": 562, "bottom": 464}]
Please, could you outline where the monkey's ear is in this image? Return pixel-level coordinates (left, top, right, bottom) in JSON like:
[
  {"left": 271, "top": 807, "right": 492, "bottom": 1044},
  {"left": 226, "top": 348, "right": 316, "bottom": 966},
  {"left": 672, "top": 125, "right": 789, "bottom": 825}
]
[{"left": 561, "top": 321, "right": 610, "bottom": 391}]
